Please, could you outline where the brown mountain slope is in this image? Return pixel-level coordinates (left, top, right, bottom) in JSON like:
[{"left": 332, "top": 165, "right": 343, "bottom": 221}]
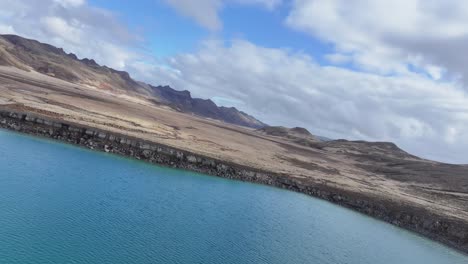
[
  {"left": 0, "top": 34, "right": 265, "bottom": 128},
  {"left": 0, "top": 34, "right": 149, "bottom": 95}
]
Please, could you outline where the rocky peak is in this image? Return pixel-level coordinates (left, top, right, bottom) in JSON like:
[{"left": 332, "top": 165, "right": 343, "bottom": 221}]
[
  {"left": 67, "top": 53, "right": 78, "bottom": 60},
  {"left": 290, "top": 127, "right": 312, "bottom": 136},
  {"left": 81, "top": 58, "right": 99, "bottom": 67}
]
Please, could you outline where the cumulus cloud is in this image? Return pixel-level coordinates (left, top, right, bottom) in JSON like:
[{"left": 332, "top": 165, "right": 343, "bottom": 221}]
[
  {"left": 54, "top": 0, "right": 85, "bottom": 8},
  {"left": 149, "top": 40, "right": 468, "bottom": 163},
  {"left": 41, "top": 16, "right": 83, "bottom": 44},
  {"left": 0, "top": 24, "right": 15, "bottom": 34},
  {"left": 164, "top": 0, "right": 223, "bottom": 31},
  {"left": 0, "top": 0, "right": 140, "bottom": 69},
  {"left": 286, "top": 0, "right": 468, "bottom": 83},
  {"left": 164, "top": 0, "right": 282, "bottom": 31}
]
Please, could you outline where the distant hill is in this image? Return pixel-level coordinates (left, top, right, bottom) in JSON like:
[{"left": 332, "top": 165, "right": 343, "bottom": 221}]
[
  {"left": 257, "top": 126, "right": 322, "bottom": 147},
  {"left": 0, "top": 34, "right": 265, "bottom": 128},
  {"left": 258, "top": 126, "right": 313, "bottom": 138}
]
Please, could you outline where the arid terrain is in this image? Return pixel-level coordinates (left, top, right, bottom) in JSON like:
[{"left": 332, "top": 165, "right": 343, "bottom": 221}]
[{"left": 0, "top": 35, "right": 467, "bottom": 253}]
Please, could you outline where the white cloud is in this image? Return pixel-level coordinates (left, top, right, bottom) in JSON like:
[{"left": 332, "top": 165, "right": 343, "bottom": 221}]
[
  {"left": 0, "top": 0, "right": 140, "bottom": 70},
  {"left": 286, "top": 0, "right": 468, "bottom": 82},
  {"left": 164, "top": 0, "right": 282, "bottom": 31},
  {"left": 325, "top": 53, "right": 351, "bottom": 65},
  {"left": 164, "top": 0, "right": 223, "bottom": 31},
  {"left": 148, "top": 40, "right": 468, "bottom": 163},
  {"left": 41, "top": 16, "right": 83, "bottom": 44},
  {"left": 54, "top": 0, "right": 85, "bottom": 8},
  {"left": 0, "top": 24, "right": 15, "bottom": 34}
]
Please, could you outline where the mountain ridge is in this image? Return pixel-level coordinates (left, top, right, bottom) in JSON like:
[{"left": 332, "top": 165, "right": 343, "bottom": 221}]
[{"left": 0, "top": 34, "right": 265, "bottom": 128}]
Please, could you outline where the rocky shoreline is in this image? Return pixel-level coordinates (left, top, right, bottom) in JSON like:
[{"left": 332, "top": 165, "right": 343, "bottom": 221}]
[{"left": 1, "top": 109, "right": 467, "bottom": 254}]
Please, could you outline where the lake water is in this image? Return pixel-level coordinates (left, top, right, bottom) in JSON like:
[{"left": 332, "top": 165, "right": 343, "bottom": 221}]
[{"left": 0, "top": 129, "right": 467, "bottom": 264}]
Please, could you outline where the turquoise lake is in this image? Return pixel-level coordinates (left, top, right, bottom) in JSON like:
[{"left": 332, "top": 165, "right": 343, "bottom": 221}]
[{"left": 0, "top": 129, "right": 467, "bottom": 264}]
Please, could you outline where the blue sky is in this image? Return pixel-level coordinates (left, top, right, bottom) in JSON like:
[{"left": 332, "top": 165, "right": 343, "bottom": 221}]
[
  {"left": 90, "top": 0, "right": 205, "bottom": 57},
  {"left": 1, "top": 0, "right": 468, "bottom": 163},
  {"left": 89, "top": 0, "right": 332, "bottom": 61}
]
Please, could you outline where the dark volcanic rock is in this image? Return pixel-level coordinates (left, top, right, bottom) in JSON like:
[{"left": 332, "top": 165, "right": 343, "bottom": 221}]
[
  {"left": 81, "top": 58, "right": 100, "bottom": 68},
  {"left": 67, "top": 53, "right": 78, "bottom": 60}
]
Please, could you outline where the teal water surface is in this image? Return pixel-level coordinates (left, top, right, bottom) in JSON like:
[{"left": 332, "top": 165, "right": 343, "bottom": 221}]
[{"left": 0, "top": 129, "right": 467, "bottom": 264}]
